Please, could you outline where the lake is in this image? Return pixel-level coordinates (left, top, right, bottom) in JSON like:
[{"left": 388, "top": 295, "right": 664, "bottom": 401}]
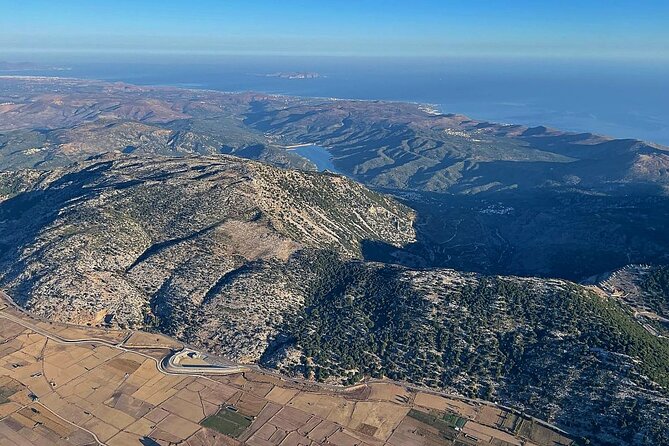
[{"left": 289, "top": 145, "right": 339, "bottom": 173}]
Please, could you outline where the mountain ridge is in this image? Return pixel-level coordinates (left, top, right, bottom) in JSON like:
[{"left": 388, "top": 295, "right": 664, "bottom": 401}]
[
  {"left": 1, "top": 76, "right": 669, "bottom": 444},
  {"left": 2, "top": 76, "right": 668, "bottom": 197}
]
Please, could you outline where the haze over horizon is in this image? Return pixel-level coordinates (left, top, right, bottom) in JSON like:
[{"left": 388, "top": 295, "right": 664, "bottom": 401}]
[{"left": 1, "top": 0, "right": 668, "bottom": 60}]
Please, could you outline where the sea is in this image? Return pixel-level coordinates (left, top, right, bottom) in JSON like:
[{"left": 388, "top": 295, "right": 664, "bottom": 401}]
[{"left": 3, "top": 54, "right": 668, "bottom": 145}]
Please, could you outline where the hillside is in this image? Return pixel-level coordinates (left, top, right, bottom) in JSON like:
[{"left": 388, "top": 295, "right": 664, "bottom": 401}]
[
  {"left": 0, "top": 155, "right": 667, "bottom": 444},
  {"left": 3, "top": 77, "right": 669, "bottom": 282},
  {"left": 0, "top": 77, "right": 309, "bottom": 171},
  {"left": 244, "top": 98, "right": 669, "bottom": 195},
  {"left": 365, "top": 190, "right": 669, "bottom": 280},
  {"left": 240, "top": 253, "right": 669, "bottom": 446},
  {"left": 0, "top": 155, "right": 414, "bottom": 331},
  {"left": 1, "top": 77, "right": 669, "bottom": 444},
  {"left": 2, "top": 76, "right": 668, "bottom": 196},
  {"left": 594, "top": 264, "right": 669, "bottom": 336},
  {"left": 0, "top": 298, "right": 580, "bottom": 446}
]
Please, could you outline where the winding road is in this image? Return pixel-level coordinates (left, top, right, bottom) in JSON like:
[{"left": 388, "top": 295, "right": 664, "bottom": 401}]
[
  {"left": 0, "top": 290, "right": 574, "bottom": 442},
  {"left": 0, "top": 291, "right": 247, "bottom": 378}
]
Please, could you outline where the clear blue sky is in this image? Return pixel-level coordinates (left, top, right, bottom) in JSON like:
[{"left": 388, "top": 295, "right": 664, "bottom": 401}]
[{"left": 1, "top": 0, "right": 668, "bottom": 59}]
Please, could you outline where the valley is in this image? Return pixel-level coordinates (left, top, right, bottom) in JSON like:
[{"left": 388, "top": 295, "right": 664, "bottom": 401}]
[
  {"left": 2, "top": 76, "right": 668, "bottom": 281},
  {"left": 0, "top": 76, "right": 668, "bottom": 445}
]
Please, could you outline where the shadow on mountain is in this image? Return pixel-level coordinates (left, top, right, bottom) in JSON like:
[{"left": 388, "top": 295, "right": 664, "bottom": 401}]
[
  {"left": 126, "top": 220, "right": 224, "bottom": 272},
  {"left": 363, "top": 186, "right": 669, "bottom": 281},
  {"left": 0, "top": 161, "right": 116, "bottom": 303}
]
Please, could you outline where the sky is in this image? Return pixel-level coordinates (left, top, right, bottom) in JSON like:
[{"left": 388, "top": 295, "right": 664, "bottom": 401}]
[{"left": 0, "top": 0, "right": 668, "bottom": 60}]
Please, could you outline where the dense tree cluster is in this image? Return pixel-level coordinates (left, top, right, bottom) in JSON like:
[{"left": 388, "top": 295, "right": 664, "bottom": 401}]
[
  {"left": 640, "top": 266, "right": 669, "bottom": 317},
  {"left": 275, "top": 256, "right": 669, "bottom": 391},
  {"left": 264, "top": 254, "right": 669, "bottom": 445}
]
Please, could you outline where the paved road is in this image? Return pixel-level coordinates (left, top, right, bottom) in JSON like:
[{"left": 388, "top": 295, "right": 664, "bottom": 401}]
[
  {"left": 0, "top": 292, "right": 247, "bottom": 377},
  {"left": 0, "top": 292, "right": 247, "bottom": 446},
  {"left": 0, "top": 290, "right": 573, "bottom": 440}
]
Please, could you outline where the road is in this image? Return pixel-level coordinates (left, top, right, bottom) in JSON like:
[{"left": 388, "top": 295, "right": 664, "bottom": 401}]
[
  {"left": 0, "top": 291, "right": 247, "bottom": 377},
  {"left": 0, "top": 291, "right": 248, "bottom": 446},
  {"left": 0, "top": 290, "right": 574, "bottom": 441}
]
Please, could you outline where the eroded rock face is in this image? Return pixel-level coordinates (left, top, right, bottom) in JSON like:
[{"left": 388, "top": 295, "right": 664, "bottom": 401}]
[{"left": 0, "top": 155, "right": 415, "bottom": 334}]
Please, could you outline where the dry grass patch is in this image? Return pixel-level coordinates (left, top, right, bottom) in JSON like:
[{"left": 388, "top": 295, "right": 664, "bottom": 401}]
[
  {"left": 368, "top": 382, "right": 411, "bottom": 404},
  {"left": 124, "top": 331, "right": 183, "bottom": 349},
  {"left": 158, "top": 413, "right": 202, "bottom": 438},
  {"left": 160, "top": 394, "right": 205, "bottom": 422},
  {"left": 82, "top": 417, "right": 120, "bottom": 442},
  {"left": 264, "top": 386, "right": 299, "bottom": 405},
  {"left": 463, "top": 421, "right": 522, "bottom": 445},
  {"left": 107, "top": 431, "right": 144, "bottom": 446},
  {"left": 349, "top": 401, "right": 409, "bottom": 440},
  {"left": 107, "top": 356, "right": 143, "bottom": 374},
  {"left": 287, "top": 392, "right": 346, "bottom": 419}
]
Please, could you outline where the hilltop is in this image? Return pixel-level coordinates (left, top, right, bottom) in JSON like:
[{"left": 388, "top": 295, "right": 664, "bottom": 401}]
[
  {"left": 2, "top": 76, "right": 668, "bottom": 197},
  {"left": 2, "top": 76, "right": 669, "bottom": 280},
  {"left": 0, "top": 154, "right": 414, "bottom": 332},
  {"left": 0, "top": 155, "right": 667, "bottom": 444}
]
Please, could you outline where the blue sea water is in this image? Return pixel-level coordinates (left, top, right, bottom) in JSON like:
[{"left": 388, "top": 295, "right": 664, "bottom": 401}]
[{"left": 4, "top": 54, "right": 668, "bottom": 145}]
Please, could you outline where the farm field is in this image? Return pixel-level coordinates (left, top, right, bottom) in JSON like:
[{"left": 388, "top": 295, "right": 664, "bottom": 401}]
[{"left": 0, "top": 295, "right": 576, "bottom": 446}]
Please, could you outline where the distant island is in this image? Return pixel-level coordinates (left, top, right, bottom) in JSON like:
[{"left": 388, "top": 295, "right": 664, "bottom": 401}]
[{"left": 264, "top": 71, "right": 321, "bottom": 79}]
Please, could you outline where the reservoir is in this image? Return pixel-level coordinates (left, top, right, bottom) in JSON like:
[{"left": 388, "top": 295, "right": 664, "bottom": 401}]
[{"left": 290, "top": 145, "right": 340, "bottom": 173}]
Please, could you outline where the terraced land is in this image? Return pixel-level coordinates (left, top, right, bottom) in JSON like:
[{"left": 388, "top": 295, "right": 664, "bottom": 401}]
[{"left": 0, "top": 296, "right": 575, "bottom": 446}]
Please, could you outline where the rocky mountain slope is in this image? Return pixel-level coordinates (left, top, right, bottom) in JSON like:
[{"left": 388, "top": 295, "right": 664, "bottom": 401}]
[
  {"left": 0, "top": 77, "right": 309, "bottom": 170},
  {"left": 0, "top": 155, "right": 414, "bottom": 331},
  {"left": 1, "top": 77, "right": 669, "bottom": 445},
  {"left": 244, "top": 98, "right": 669, "bottom": 195},
  {"left": 2, "top": 76, "right": 668, "bottom": 196},
  {"left": 593, "top": 264, "right": 669, "bottom": 337},
  {"left": 258, "top": 255, "right": 669, "bottom": 446},
  {"left": 3, "top": 77, "right": 669, "bottom": 282},
  {"left": 0, "top": 154, "right": 667, "bottom": 445}
]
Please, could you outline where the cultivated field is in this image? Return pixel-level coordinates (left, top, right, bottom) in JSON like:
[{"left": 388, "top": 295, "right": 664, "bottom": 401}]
[{"left": 0, "top": 295, "right": 575, "bottom": 446}]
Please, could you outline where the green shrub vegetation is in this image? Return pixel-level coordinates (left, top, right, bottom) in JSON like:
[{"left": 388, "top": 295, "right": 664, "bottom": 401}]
[
  {"left": 640, "top": 266, "right": 669, "bottom": 317},
  {"left": 276, "top": 254, "right": 669, "bottom": 391},
  {"left": 200, "top": 408, "right": 252, "bottom": 438}
]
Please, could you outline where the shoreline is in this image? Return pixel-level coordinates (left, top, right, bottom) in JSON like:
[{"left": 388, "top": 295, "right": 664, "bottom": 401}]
[{"left": 2, "top": 73, "right": 666, "bottom": 148}]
